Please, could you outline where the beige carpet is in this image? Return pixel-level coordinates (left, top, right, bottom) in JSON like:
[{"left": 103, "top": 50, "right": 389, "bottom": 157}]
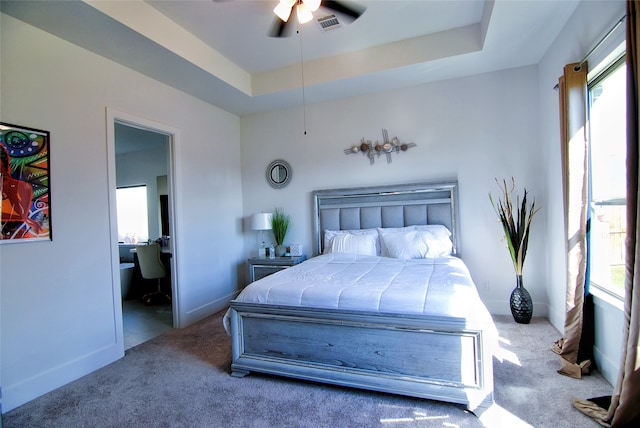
[{"left": 3, "top": 311, "right": 613, "bottom": 427}]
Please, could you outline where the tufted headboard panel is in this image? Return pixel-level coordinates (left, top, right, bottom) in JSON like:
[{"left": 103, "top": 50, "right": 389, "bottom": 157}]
[{"left": 312, "top": 181, "right": 458, "bottom": 256}]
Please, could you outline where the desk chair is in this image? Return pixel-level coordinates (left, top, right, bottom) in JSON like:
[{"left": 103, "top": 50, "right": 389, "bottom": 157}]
[{"left": 136, "top": 244, "right": 170, "bottom": 305}]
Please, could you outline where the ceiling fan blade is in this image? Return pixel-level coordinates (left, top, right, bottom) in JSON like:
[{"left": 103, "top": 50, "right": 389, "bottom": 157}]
[
  {"left": 321, "top": 1, "right": 365, "bottom": 20},
  {"left": 269, "top": 17, "right": 293, "bottom": 37}
]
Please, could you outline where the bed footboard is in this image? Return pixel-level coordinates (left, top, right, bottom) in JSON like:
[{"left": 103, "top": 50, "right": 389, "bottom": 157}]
[{"left": 229, "top": 303, "right": 494, "bottom": 414}]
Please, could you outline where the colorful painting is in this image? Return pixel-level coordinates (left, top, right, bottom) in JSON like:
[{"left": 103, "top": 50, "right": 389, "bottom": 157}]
[{"left": 0, "top": 122, "right": 51, "bottom": 243}]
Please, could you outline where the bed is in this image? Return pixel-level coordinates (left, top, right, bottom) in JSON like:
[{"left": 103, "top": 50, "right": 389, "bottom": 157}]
[{"left": 226, "top": 181, "right": 496, "bottom": 413}]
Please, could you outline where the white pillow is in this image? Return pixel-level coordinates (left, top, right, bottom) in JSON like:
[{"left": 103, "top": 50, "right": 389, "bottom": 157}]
[
  {"left": 377, "top": 226, "right": 414, "bottom": 257},
  {"left": 414, "top": 225, "right": 453, "bottom": 257},
  {"left": 323, "top": 228, "right": 379, "bottom": 255},
  {"left": 328, "top": 233, "right": 378, "bottom": 256},
  {"left": 379, "top": 230, "right": 429, "bottom": 259},
  {"left": 377, "top": 225, "right": 453, "bottom": 258},
  {"left": 413, "top": 224, "right": 452, "bottom": 239}
]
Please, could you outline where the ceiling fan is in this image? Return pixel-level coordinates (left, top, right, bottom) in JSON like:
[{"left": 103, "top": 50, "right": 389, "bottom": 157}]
[{"left": 270, "top": 0, "right": 366, "bottom": 38}]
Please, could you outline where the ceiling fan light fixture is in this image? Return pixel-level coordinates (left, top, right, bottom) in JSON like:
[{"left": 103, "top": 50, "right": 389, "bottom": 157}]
[
  {"left": 274, "top": 0, "right": 295, "bottom": 22},
  {"left": 296, "top": 2, "right": 314, "bottom": 24},
  {"left": 304, "top": 0, "right": 321, "bottom": 12}
]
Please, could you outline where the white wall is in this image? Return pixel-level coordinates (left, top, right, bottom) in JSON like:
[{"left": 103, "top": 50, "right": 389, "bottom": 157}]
[
  {"left": 537, "top": 0, "right": 625, "bottom": 385},
  {"left": 0, "top": 13, "right": 243, "bottom": 412},
  {"left": 240, "top": 65, "right": 547, "bottom": 316}
]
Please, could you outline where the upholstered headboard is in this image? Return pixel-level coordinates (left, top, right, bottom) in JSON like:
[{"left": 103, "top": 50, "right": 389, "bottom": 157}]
[{"left": 312, "top": 181, "right": 459, "bottom": 256}]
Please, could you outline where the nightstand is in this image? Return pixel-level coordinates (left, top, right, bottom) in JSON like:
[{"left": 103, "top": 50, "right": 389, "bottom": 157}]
[{"left": 248, "top": 254, "right": 307, "bottom": 282}]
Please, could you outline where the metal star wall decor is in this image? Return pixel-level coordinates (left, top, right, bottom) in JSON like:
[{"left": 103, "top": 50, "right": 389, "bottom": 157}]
[{"left": 344, "top": 129, "right": 416, "bottom": 165}]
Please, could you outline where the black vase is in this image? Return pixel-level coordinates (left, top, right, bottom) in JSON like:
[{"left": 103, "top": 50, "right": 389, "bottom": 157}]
[{"left": 510, "top": 274, "right": 533, "bottom": 324}]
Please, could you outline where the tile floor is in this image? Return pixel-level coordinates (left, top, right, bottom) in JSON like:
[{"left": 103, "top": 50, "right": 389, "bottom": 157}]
[{"left": 122, "top": 299, "right": 173, "bottom": 350}]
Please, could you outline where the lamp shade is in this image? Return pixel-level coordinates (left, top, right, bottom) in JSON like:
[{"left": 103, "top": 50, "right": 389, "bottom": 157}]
[
  {"left": 251, "top": 213, "right": 273, "bottom": 231},
  {"left": 305, "top": 0, "right": 321, "bottom": 12},
  {"left": 273, "top": 0, "right": 295, "bottom": 22},
  {"left": 296, "top": 2, "right": 313, "bottom": 24}
]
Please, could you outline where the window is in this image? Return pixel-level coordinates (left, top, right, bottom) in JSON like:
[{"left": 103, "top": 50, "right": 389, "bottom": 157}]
[
  {"left": 116, "top": 185, "right": 149, "bottom": 243},
  {"left": 588, "top": 55, "right": 626, "bottom": 298}
]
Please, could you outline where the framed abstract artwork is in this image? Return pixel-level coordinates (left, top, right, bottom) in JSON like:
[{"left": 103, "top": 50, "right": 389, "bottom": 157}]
[{"left": 0, "top": 122, "right": 51, "bottom": 243}]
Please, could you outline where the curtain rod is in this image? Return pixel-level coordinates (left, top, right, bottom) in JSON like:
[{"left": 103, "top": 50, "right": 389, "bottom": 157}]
[
  {"left": 575, "top": 14, "right": 626, "bottom": 71},
  {"left": 553, "top": 14, "right": 626, "bottom": 90}
]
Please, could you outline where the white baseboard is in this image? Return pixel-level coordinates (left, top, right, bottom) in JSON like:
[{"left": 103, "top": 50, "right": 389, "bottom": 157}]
[
  {"left": 593, "top": 345, "right": 618, "bottom": 386},
  {"left": 178, "top": 291, "right": 238, "bottom": 327},
  {"left": 483, "top": 299, "right": 549, "bottom": 319},
  {"left": 2, "top": 343, "right": 123, "bottom": 413}
]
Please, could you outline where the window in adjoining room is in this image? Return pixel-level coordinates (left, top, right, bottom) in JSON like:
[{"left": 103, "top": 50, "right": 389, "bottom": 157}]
[
  {"left": 588, "top": 52, "right": 626, "bottom": 299},
  {"left": 116, "top": 185, "right": 149, "bottom": 243}
]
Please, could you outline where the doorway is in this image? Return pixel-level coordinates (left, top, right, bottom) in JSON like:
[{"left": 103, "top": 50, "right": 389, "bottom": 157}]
[{"left": 106, "top": 108, "right": 180, "bottom": 350}]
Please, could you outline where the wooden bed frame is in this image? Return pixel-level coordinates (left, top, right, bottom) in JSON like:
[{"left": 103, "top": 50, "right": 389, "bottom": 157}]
[{"left": 229, "top": 181, "right": 494, "bottom": 414}]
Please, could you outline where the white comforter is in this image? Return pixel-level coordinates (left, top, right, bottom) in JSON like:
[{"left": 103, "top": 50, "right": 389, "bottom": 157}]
[{"left": 225, "top": 253, "right": 494, "bottom": 332}]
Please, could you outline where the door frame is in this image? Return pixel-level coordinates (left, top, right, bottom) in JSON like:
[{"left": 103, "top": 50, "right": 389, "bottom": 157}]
[{"left": 106, "top": 108, "right": 182, "bottom": 331}]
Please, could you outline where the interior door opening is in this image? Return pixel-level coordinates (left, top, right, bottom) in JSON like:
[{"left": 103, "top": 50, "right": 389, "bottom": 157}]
[{"left": 107, "top": 110, "right": 180, "bottom": 350}]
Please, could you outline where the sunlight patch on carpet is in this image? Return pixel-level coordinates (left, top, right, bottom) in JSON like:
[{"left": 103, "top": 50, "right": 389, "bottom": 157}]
[
  {"left": 380, "top": 411, "right": 451, "bottom": 424},
  {"left": 479, "top": 403, "right": 533, "bottom": 427},
  {"left": 495, "top": 336, "right": 522, "bottom": 366}
]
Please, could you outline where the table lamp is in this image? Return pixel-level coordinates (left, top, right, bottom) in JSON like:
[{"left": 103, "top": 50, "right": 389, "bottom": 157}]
[{"left": 251, "top": 212, "right": 272, "bottom": 257}]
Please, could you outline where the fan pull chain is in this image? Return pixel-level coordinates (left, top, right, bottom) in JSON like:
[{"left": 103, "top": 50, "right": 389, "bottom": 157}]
[{"left": 297, "top": 28, "right": 308, "bottom": 135}]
